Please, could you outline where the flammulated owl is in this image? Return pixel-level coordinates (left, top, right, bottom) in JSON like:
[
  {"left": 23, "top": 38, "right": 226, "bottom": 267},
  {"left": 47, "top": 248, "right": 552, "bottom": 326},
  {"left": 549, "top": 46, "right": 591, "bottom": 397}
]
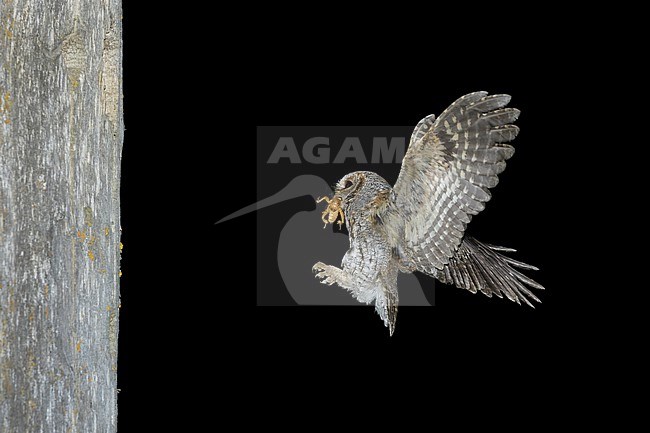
[{"left": 313, "top": 91, "right": 544, "bottom": 335}]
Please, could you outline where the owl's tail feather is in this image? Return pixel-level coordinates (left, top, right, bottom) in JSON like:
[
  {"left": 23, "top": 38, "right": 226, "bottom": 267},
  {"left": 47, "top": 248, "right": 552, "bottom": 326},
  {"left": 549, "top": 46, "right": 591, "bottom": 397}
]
[
  {"left": 374, "top": 287, "right": 398, "bottom": 337},
  {"left": 436, "top": 236, "right": 544, "bottom": 307}
]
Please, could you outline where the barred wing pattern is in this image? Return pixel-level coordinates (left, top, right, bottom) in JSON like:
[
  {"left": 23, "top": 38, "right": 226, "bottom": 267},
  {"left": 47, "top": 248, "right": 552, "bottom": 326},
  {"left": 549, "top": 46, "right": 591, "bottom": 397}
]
[
  {"left": 386, "top": 91, "right": 520, "bottom": 274},
  {"left": 437, "top": 237, "right": 544, "bottom": 306}
]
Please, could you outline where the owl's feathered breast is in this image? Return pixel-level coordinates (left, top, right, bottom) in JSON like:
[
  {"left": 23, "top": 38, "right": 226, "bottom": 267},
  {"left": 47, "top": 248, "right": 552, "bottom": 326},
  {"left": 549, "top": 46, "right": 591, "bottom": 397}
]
[{"left": 341, "top": 172, "right": 393, "bottom": 241}]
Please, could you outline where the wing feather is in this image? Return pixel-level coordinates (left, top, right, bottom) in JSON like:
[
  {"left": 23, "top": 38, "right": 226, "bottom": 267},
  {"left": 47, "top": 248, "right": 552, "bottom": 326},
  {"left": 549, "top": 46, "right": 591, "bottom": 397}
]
[
  {"left": 384, "top": 91, "right": 520, "bottom": 270},
  {"left": 435, "top": 237, "right": 544, "bottom": 306},
  {"left": 409, "top": 113, "right": 436, "bottom": 145}
]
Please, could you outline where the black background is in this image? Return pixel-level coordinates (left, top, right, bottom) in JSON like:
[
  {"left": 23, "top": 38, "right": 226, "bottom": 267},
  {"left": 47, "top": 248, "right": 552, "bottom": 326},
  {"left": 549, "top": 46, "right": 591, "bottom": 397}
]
[{"left": 119, "top": 4, "right": 603, "bottom": 430}]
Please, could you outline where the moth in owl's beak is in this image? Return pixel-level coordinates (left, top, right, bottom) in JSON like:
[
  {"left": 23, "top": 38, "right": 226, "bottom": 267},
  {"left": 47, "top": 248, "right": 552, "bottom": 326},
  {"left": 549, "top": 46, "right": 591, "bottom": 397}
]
[{"left": 316, "top": 195, "right": 345, "bottom": 229}]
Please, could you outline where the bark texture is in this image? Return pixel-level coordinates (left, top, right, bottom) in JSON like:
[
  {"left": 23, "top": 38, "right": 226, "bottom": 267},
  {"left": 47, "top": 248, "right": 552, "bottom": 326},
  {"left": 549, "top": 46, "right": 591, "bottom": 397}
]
[{"left": 0, "top": 1, "right": 123, "bottom": 432}]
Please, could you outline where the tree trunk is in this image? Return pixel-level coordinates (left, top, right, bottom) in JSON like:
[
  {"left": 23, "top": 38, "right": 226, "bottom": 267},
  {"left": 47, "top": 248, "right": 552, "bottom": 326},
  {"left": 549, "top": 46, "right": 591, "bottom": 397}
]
[{"left": 0, "top": 1, "right": 123, "bottom": 432}]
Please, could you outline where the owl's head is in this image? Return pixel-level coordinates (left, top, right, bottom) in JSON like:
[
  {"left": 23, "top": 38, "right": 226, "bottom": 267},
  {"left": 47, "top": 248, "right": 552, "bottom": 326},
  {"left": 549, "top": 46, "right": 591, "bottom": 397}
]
[
  {"left": 324, "top": 171, "right": 391, "bottom": 228},
  {"left": 334, "top": 171, "right": 390, "bottom": 204},
  {"left": 335, "top": 172, "right": 365, "bottom": 200}
]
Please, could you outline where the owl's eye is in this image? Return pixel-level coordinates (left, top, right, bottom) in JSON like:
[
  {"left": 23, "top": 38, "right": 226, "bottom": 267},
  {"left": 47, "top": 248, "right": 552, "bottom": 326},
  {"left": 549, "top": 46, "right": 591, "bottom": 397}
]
[{"left": 343, "top": 180, "right": 354, "bottom": 189}]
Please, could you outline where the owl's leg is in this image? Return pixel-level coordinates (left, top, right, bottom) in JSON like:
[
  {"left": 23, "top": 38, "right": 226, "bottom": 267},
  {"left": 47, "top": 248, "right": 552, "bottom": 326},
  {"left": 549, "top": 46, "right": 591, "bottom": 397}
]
[{"left": 312, "top": 262, "right": 355, "bottom": 290}]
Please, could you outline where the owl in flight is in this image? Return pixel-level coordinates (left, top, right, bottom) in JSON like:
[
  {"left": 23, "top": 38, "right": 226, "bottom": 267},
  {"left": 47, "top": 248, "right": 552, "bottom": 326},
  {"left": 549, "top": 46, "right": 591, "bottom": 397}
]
[{"left": 313, "top": 91, "right": 544, "bottom": 335}]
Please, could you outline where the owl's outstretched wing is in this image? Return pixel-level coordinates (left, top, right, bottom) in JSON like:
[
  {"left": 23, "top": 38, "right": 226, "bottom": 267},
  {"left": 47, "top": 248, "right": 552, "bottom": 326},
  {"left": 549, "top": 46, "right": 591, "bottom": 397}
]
[
  {"left": 383, "top": 91, "right": 519, "bottom": 273},
  {"left": 437, "top": 237, "right": 544, "bottom": 307}
]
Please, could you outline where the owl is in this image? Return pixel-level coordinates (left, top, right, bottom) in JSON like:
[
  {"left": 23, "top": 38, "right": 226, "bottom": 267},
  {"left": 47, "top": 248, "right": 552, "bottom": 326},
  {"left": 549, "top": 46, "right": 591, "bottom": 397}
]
[{"left": 313, "top": 91, "right": 544, "bottom": 335}]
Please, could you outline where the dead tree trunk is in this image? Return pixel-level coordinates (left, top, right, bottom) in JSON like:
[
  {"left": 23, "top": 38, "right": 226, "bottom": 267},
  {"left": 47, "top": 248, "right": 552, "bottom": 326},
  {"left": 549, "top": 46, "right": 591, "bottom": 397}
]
[{"left": 0, "top": 1, "right": 123, "bottom": 432}]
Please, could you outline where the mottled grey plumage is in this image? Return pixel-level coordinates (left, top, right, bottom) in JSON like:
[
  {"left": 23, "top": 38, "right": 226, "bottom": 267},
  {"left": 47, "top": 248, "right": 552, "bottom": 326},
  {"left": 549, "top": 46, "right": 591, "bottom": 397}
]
[{"left": 313, "top": 92, "right": 543, "bottom": 335}]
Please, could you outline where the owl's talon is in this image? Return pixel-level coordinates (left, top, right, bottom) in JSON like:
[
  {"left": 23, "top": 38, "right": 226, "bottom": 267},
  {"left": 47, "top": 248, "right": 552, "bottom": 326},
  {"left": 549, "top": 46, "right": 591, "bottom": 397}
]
[
  {"left": 317, "top": 273, "right": 336, "bottom": 286},
  {"left": 313, "top": 262, "right": 338, "bottom": 286}
]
